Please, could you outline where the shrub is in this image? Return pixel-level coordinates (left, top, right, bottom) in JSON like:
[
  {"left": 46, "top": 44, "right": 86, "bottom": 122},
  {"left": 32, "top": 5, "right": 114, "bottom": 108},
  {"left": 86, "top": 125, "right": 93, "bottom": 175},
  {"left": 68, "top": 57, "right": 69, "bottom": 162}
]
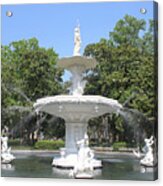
[
  {"left": 34, "top": 140, "right": 64, "bottom": 150},
  {"left": 112, "top": 141, "right": 127, "bottom": 151},
  {"left": 8, "top": 139, "right": 21, "bottom": 146}
]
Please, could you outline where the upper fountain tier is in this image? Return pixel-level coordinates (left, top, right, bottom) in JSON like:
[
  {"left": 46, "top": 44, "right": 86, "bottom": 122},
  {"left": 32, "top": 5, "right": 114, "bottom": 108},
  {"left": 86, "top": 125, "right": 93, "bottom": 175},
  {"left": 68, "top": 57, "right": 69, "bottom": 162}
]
[
  {"left": 58, "top": 56, "right": 97, "bottom": 73},
  {"left": 57, "top": 24, "right": 97, "bottom": 96}
]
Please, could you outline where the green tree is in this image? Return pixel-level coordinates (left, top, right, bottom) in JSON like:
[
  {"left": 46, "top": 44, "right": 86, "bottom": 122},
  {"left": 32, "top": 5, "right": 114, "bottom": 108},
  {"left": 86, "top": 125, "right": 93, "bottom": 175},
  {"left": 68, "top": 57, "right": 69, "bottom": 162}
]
[
  {"left": 1, "top": 38, "right": 64, "bottom": 141},
  {"left": 84, "top": 15, "right": 157, "bottom": 145}
]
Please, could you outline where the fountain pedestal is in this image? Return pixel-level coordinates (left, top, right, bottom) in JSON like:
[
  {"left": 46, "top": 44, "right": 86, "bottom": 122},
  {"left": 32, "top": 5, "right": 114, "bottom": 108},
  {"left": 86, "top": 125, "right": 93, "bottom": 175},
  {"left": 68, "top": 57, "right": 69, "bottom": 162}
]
[
  {"left": 65, "top": 123, "right": 87, "bottom": 154},
  {"left": 57, "top": 56, "right": 97, "bottom": 95}
]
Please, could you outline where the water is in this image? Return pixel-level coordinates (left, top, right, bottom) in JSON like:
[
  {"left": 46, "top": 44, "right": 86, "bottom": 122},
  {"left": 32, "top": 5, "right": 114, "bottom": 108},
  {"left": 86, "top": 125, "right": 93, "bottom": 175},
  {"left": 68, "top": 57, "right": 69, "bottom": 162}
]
[{"left": 1, "top": 152, "right": 157, "bottom": 180}]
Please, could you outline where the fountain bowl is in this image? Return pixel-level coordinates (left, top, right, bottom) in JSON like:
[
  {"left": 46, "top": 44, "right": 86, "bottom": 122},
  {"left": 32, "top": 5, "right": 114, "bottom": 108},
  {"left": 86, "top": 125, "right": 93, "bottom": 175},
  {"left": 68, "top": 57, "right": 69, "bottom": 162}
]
[
  {"left": 34, "top": 95, "right": 122, "bottom": 121},
  {"left": 57, "top": 56, "right": 97, "bottom": 71}
]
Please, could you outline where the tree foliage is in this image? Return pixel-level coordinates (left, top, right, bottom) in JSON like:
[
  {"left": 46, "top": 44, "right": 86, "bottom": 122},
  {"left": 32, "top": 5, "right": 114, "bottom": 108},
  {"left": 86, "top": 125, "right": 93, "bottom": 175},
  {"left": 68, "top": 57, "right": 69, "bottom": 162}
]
[
  {"left": 1, "top": 38, "right": 64, "bottom": 142},
  {"left": 84, "top": 15, "right": 157, "bottom": 145}
]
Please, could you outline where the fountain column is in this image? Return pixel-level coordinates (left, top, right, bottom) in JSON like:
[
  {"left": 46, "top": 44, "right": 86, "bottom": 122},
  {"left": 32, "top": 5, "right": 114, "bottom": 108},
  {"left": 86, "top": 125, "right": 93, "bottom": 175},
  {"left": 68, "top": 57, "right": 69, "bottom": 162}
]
[{"left": 65, "top": 123, "right": 87, "bottom": 154}]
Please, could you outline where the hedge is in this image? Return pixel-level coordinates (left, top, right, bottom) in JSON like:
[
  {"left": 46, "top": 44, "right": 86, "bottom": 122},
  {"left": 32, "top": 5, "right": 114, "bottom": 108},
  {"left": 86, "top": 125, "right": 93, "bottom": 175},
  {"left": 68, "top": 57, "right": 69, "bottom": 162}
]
[
  {"left": 8, "top": 139, "right": 21, "bottom": 146},
  {"left": 34, "top": 140, "right": 64, "bottom": 150},
  {"left": 112, "top": 141, "right": 127, "bottom": 150}
]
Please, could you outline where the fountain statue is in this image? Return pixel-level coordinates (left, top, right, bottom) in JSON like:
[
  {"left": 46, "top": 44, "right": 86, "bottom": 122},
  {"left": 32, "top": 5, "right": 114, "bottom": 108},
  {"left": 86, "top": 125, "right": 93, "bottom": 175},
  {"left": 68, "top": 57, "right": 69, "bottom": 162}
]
[
  {"left": 34, "top": 24, "right": 122, "bottom": 170},
  {"left": 140, "top": 136, "right": 157, "bottom": 167},
  {"left": 71, "top": 133, "right": 94, "bottom": 178},
  {"left": 1, "top": 136, "right": 15, "bottom": 164},
  {"left": 73, "top": 23, "right": 81, "bottom": 56},
  {"left": 133, "top": 136, "right": 157, "bottom": 167}
]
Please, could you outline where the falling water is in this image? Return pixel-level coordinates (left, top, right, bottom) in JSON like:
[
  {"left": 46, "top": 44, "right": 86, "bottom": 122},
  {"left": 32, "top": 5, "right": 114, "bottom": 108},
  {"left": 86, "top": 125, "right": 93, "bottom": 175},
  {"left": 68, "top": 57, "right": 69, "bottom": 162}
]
[{"left": 118, "top": 107, "right": 154, "bottom": 147}]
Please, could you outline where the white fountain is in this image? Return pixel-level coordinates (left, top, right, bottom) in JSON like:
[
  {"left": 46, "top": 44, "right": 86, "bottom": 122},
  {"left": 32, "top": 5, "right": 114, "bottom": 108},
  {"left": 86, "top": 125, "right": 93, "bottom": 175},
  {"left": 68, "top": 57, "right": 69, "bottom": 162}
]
[
  {"left": 34, "top": 24, "right": 122, "bottom": 169},
  {"left": 1, "top": 136, "right": 15, "bottom": 164}
]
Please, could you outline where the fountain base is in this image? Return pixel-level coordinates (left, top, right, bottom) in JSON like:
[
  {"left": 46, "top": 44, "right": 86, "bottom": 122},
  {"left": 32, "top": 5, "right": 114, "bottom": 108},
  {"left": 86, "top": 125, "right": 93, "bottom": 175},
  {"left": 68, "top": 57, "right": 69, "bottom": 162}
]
[{"left": 52, "top": 154, "right": 102, "bottom": 169}]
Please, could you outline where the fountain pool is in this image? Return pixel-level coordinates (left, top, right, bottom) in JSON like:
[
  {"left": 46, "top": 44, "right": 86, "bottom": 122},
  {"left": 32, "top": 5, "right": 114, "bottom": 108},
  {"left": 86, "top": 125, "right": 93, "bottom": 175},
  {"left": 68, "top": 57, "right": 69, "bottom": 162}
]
[{"left": 1, "top": 151, "right": 157, "bottom": 180}]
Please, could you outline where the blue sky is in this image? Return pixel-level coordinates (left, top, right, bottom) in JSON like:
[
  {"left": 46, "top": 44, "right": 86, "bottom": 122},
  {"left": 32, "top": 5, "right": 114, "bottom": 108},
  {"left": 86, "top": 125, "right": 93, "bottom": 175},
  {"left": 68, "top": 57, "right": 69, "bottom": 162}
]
[{"left": 1, "top": 1, "right": 154, "bottom": 80}]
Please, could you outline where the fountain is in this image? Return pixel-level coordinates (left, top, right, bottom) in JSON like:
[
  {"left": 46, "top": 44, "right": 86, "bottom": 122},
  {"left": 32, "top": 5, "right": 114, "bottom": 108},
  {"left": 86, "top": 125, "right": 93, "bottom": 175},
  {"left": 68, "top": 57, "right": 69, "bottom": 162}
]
[
  {"left": 33, "top": 24, "right": 122, "bottom": 170},
  {"left": 1, "top": 136, "right": 15, "bottom": 164}
]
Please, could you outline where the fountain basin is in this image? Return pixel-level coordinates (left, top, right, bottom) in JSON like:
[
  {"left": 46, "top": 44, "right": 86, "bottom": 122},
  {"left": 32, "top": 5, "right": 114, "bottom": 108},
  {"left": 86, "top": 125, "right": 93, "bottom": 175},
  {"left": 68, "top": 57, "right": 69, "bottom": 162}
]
[
  {"left": 34, "top": 95, "right": 122, "bottom": 121},
  {"left": 57, "top": 56, "right": 97, "bottom": 71},
  {"left": 52, "top": 154, "right": 102, "bottom": 169}
]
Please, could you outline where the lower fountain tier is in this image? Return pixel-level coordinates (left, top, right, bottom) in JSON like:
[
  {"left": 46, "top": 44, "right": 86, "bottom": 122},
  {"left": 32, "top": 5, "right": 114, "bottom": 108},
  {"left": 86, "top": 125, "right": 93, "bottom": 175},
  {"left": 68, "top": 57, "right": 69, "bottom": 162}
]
[
  {"left": 52, "top": 154, "right": 102, "bottom": 169},
  {"left": 34, "top": 95, "right": 122, "bottom": 122},
  {"left": 34, "top": 95, "right": 122, "bottom": 168},
  {"left": 34, "top": 95, "right": 122, "bottom": 154}
]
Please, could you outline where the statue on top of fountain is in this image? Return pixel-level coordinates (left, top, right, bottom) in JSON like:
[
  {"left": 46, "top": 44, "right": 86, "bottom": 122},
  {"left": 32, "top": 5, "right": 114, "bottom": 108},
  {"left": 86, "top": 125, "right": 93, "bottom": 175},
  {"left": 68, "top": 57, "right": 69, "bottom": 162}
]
[
  {"left": 57, "top": 22, "right": 97, "bottom": 96},
  {"left": 73, "top": 23, "right": 81, "bottom": 56}
]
